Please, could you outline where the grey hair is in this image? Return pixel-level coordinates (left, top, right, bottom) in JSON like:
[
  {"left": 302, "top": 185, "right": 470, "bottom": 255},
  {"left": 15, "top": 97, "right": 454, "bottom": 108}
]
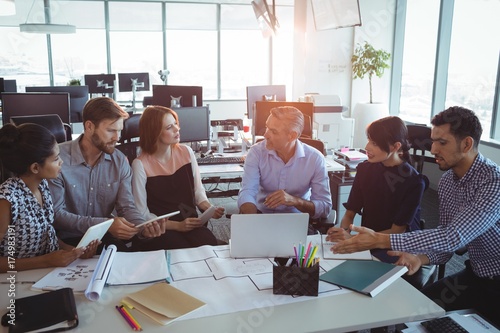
[{"left": 270, "top": 106, "right": 304, "bottom": 137}]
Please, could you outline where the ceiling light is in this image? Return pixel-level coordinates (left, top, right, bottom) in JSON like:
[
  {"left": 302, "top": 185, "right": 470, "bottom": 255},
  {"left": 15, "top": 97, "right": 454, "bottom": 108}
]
[
  {"left": 0, "top": 0, "right": 16, "bottom": 16},
  {"left": 20, "top": 0, "right": 76, "bottom": 34},
  {"left": 20, "top": 23, "right": 76, "bottom": 34}
]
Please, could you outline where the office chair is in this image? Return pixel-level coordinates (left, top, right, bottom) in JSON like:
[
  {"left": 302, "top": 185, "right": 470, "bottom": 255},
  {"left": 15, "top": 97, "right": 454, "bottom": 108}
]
[
  {"left": 116, "top": 113, "right": 141, "bottom": 165},
  {"left": 407, "top": 124, "right": 434, "bottom": 173},
  {"left": 299, "top": 138, "right": 326, "bottom": 156},
  {"left": 10, "top": 114, "right": 72, "bottom": 143},
  {"left": 309, "top": 209, "right": 336, "bottom": 235}
]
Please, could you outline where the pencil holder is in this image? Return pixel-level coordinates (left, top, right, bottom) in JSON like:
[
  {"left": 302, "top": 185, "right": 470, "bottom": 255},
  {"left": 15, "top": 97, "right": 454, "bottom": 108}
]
[{"left": 273, "top": 259, "right": 319, "bottom": 296}]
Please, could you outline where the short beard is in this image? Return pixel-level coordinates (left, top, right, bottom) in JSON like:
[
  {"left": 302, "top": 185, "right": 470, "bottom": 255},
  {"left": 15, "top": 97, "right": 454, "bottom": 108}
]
[{"left": 91, "top": 132, "right": 115, "bottom": 155}]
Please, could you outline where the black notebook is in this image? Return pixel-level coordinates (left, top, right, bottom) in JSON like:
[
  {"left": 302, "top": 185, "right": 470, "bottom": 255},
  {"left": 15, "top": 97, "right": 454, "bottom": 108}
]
[{"left": 2, "top": 288, "right": 78, "bottom": 333}]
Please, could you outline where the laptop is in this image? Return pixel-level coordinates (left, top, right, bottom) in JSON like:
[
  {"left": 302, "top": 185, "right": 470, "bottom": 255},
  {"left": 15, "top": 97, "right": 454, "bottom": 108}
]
[{"left": 229, "top": 213, "right": 309, "bottom": 258}]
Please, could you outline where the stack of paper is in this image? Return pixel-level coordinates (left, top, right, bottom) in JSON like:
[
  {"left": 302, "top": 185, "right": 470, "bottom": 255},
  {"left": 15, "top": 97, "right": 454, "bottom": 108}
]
[
  {"left": 321, "top": 235, "right": 372, "bottom": 260},
  {"left": 32, "top": 247, "right": 171, "bottom": 301}
]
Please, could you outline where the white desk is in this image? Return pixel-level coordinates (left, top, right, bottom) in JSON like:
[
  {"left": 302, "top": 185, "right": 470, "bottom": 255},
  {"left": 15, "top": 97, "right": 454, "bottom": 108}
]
[
  {"left": 1, "top": 265, "right": 444, "bottom": 333},
  {"left": 199, "top": 163, "right": 245, "bottom": 178},
  {"left": 199, "top": 155, "right": 345, "bottom": 178}
]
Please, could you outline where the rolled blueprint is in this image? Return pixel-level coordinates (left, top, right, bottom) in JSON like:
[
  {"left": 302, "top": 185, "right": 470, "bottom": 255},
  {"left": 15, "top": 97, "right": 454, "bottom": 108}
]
[{"left": 84, "top": 244, "right": 117, "bottom": 301}]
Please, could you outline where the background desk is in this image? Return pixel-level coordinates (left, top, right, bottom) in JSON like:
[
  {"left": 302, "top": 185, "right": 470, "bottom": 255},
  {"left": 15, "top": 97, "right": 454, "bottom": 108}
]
[
  {"left": 199, "top": 155, "right": 345, "bottom": 177},
  {"left": 1, "top": 265, "right": 444, "bottom": 333},
  {"left": 199, "top": 156, "right": 345, "bottom": 199}
]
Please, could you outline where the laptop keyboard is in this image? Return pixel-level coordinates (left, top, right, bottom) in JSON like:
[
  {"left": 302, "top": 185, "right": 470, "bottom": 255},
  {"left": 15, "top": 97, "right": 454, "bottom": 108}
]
[
  {"left": 420, "top": 316, "right": 468, "bottom": 333},
  {"left": 196, "top": 156, "right": 245, "bottom": 165}
]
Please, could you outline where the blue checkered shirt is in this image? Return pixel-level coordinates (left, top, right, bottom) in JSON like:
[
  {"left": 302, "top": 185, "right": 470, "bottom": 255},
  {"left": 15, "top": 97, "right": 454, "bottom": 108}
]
[{"left": 390, "top": 153, "right": 500, "bottom": 278}]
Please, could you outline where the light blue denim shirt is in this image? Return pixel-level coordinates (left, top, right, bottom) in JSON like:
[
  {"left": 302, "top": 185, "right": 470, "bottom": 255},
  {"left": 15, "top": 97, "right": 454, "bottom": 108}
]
[
  {"left": 48, "top": 135, "right": 144, "bottom": 239},
  {"left": 237, "top": 139, "right": 332, "bottom": 219}
]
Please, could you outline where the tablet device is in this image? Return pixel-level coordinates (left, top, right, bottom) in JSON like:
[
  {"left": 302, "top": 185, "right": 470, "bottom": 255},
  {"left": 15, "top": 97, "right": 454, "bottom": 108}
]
[
  {"left": 199, "top": 206, "right": 216, "bottom": 224},
  {"left": 135, "top": 211, "right": 180, "bottom": 229},
  {"left": 76, "top": 218, "right": 114, "bottom": 248}
]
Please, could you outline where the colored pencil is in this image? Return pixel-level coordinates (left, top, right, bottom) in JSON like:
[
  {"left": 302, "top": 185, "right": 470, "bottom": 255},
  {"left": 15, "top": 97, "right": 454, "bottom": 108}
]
[
  {"left": 116, "top": 306, "right": 137, "bottom": 331},
  {"left": 120, "top": 305, "right": 143, "bottom": 331}
]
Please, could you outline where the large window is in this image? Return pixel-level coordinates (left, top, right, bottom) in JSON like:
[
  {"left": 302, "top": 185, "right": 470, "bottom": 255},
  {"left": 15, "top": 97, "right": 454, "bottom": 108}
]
[
  {"left": 0, "top": 27, "right": 49, "bottom": 89},
  {"left": 445, "top": 0, "right": 499, "bottom": 139},
  {"left": 109, "top": 2, "right": 163, "bottom": 103},
  {"left": 51, "top": 30, "right": 108, "bottom": 85},
  {"left": 398, "top": 0, "right": 440, "bottom": 125},
  {"left": 396, "top": 0, "right": 500, "bottom": 141},
  {"left": 0, "top": 0, "right": 292, "bottom": 104},
  {"left": 166, "top": 3, "right": 218, "bottom": 99},
  {"left": 220, "top": 4, "right": 269, "bottom": 99}
]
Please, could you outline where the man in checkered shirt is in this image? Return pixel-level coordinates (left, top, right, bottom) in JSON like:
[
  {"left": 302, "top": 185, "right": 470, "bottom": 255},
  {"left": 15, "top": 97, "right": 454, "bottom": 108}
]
[{"left": 331, "top": 106, "right": 500, "bottom": 326}]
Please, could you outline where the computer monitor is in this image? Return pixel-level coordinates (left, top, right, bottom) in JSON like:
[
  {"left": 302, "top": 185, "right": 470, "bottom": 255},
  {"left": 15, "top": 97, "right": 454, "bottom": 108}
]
[
  {"left": 25, "top": 86, "right": 89, "bottom": 123},
  {"left": 174, "top": 106, "right": 210, "bottom": 143},
  {"left": 0, "top": 78, "right": 16, "bottom": 98},
  {"left": 1, "top": 92, "right": 71, "bottom": 125},
  {"left": 253, "top": 101, "right": 314, "bottom": 140},
  {"left": 118, "top": 72, "right": 150, "bottom": 92},
  {"left": 118, "top": 72, "right": 150, "bottom": 109},
  {"left": 4, "top": 80, "right": 17, "bottom": 92},
  {"left": 246, "top": 85, "right": 286, "bottom": 119},
  {"left": 151, "top": 85, "right": 203, "bottom": 108},
  {"left": 84, "top": 74, "right": 116, "bottom": 94}
]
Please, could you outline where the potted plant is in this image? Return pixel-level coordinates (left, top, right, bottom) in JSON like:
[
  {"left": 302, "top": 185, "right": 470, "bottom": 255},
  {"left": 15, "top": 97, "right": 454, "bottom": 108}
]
[
  {"left": 351, "top": 41, "right": 391, "bottom": 147},
  {"left": 67, "top": 79, "right": 81, "bottom": 86},
  {"left": 351, "top": 41, "right": 391, "bottom": 104}
]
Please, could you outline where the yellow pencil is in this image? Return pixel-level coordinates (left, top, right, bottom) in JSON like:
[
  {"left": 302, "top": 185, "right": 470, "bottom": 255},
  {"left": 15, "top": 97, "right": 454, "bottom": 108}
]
[{"left": 307, "top": 245, "right": 318, "bottom": 267}]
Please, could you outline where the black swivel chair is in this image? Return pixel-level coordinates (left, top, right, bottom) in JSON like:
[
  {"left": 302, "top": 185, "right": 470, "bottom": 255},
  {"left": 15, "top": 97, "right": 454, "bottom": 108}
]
[
  {"left": 116, "top": 114, "right": 141, "bottom": 165},
  {"left": 10, "top": 114, "right": 72, "bottom": 143},
  {"left": 408, "top": 124, "right": 434, "bottom": 172}
]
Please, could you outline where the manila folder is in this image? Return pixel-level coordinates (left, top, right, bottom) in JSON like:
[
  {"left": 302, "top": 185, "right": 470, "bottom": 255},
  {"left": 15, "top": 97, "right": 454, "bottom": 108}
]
[{"left": 122, "top": 282, "right": 205, "bottom": 325}]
